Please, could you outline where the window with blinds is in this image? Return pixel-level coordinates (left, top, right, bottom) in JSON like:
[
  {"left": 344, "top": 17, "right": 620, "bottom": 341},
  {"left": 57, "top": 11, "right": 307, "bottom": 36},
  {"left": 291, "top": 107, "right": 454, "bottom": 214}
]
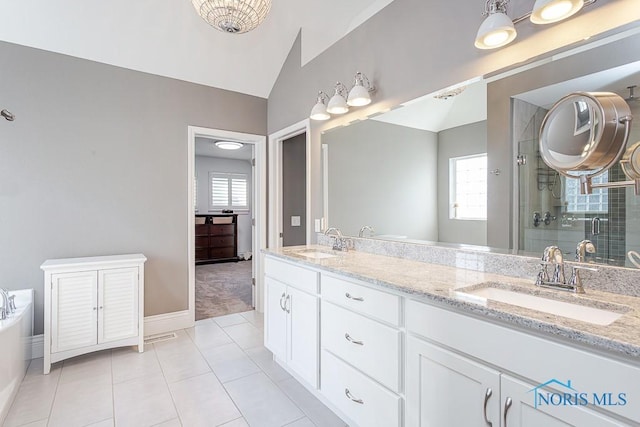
[
  {"left": 449, "top": 154, "right": 487, "bottom": 220},
  {"left": 209, "top": 172, "right": 249, "bottom": 211}
]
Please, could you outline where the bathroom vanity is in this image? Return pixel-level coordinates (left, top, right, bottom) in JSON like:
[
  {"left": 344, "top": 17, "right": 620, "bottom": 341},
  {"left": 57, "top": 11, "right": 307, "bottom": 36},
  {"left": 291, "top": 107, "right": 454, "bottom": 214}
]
[{"left": 263, "top": 246, "right": 640, "bottom": 427}]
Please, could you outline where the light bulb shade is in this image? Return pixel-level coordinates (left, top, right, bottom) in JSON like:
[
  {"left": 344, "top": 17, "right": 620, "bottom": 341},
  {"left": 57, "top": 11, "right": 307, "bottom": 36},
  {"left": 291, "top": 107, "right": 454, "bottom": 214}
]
[
  {"left": 310, "top": 101, "right": 330, "bottom": 120},
  {"left": 215, "top": 141, "right": 243, "bottom": 150},
  {"left": 530, "top": 0, "right": 584, "bottom": 24},
  {"left": 474, "top": 12, "right": 517, "bottom": 49},
  {"left": 191, "top": 0, "right": 272, "bottom": 34},
  {"left": 327, "top": 94, "right": 349, "bottom": 115},
  {"left": 347, "top": 84, "right": 372, "bottom": 107}
]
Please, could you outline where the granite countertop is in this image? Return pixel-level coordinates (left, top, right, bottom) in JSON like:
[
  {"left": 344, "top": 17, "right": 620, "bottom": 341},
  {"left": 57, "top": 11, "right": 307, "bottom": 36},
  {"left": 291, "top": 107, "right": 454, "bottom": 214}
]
[{"left": 265, "top": 245, "right": 640, "bottom": 359}]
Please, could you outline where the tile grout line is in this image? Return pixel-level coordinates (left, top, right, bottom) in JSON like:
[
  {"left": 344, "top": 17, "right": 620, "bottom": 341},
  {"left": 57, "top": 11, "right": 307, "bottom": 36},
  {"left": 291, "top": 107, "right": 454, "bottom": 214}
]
[
  {"left": 153, "top": 342, "right": 185, "bottom": 427},
  {"left": 109, "top": 349, "right": 116, "bottom": 427},
  {"left": 45, "top": 357, "right": 63, "bottom": 427}
]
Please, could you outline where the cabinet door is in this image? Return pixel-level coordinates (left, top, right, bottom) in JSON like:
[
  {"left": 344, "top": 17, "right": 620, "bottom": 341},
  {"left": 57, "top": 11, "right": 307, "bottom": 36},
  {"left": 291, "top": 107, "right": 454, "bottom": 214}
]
[
  {"left": 265, "top": 277, "right": 288, "bottom": 361},
  {"left": 405, "top": 336, "right": 500, "bottom": 427},
  {"left": 98, "top": 267, "right": 139, "bottom": 344},
  {"left": 51, "top": 271, "right": 98, "bottom": 353},
  {"left": 287, "top": 286, "right": 319, "bottom": 388},
  {"left": 501, "top": 375, "right": 625, "bottom": 427}
]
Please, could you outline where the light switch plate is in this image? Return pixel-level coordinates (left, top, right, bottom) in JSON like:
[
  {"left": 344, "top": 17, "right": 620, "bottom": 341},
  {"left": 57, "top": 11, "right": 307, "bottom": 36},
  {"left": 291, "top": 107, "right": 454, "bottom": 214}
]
[
  {"left": 314, "top": 219, "right": 321, "bottom": 233},
  {"left": 291, "top": 216, "right": 301, "bottom": 227}
]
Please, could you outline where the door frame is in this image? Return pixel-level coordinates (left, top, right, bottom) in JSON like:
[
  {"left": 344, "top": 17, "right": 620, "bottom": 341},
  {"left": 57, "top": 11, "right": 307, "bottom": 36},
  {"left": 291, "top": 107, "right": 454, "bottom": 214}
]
[
  {"left": 268, "top": 119, "right": 312, "bottom": 248},
  {"left": 187, "top": 126, "right": 267, "bottom": 317}
]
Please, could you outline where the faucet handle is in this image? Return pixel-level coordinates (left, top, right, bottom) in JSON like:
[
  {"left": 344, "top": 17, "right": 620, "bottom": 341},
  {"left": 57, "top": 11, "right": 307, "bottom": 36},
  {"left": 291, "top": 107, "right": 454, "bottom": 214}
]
[
  {"left": 568, "top": 265, "right": 598, "bottom": 293},
  {"left": 8, "top": 295, "right": 16, "bottom": 312}
]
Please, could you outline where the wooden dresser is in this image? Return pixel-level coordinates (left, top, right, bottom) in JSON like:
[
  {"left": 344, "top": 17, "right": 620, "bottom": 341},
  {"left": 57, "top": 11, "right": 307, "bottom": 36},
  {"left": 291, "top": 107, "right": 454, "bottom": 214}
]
[{"left": 195, "top": 214, "right": 239, "bottom": 264}]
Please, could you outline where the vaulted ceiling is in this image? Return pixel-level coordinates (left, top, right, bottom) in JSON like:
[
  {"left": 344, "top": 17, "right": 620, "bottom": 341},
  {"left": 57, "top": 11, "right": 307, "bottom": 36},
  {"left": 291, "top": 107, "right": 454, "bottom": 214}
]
[{"left": 0, "top": 0, "right": 397, "bottom": 98}]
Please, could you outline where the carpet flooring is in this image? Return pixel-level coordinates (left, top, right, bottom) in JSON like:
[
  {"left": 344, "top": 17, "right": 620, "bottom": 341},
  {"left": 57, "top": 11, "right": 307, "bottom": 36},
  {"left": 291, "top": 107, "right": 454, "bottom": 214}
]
[{"left": 195, "top": 260, "right": 253, "bottom": 320}]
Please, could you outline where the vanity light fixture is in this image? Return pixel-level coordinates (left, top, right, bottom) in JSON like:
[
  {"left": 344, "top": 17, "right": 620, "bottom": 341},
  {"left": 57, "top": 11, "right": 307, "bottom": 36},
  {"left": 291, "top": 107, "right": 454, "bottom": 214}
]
[
  {"left": 215, "top": 141, "right": 244, "bottom": 150},
  {"left": 475, "top": 0, "right": 597, "bottom": 50},
  {"left": 327, "top": 82, "right": 350, "bottom": 115},
  {"left": 347, "top": 72, "right": 375, "bottom": 107},
  {"left": 309, "top": 91, "right": 330, "bottom": 121}
]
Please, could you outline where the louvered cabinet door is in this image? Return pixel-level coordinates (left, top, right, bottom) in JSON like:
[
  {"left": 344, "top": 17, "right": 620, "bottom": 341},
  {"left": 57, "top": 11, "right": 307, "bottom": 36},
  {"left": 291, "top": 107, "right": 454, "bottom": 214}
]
[
  {"left": 51, "top": 271, "right": 98, "bottom": 353},
  {"left": 98, "top": 267, "right": 139, "bottom": 344}
]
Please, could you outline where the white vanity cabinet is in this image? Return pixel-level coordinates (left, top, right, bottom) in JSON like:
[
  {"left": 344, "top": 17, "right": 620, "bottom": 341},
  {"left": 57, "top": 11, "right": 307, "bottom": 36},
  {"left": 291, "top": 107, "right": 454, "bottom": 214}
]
[
  {"left": 264, "top": 256, "right": 319, "bottom": 388},
  {"left": 320, "top": 273, "right": 403, "bottom": 427},
  {"left": 41, "top": 254, "right": 146, "bottom": 374},
  {"left": 405, "top": 299, "right": 639, "bottom": 427}
]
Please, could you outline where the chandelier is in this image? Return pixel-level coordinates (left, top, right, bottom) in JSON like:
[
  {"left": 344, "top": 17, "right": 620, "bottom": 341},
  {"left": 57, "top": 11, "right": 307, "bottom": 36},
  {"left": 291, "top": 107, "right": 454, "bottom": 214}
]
[{"left": 191, "top": 0, "right": 272, "bottom": 34}]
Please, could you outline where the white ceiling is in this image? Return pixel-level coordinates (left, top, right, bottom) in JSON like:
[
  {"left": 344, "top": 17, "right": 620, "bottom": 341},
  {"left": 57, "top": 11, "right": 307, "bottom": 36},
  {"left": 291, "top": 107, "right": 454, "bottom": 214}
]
[
  {"left": 372, "top": 80, "right": 488, "bottom": 133},
  {"left": 0, "top": 0, "right": 396, "bottom": 98},
  {"left": 195, "top": 137, "right": 254, "bottom": 160}
]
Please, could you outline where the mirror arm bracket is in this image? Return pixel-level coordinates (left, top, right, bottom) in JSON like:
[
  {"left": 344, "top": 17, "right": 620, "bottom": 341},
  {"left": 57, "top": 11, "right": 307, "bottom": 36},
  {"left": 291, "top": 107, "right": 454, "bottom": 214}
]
[{"left": 579, "top": 175, "right": 640, "bottom": 196}]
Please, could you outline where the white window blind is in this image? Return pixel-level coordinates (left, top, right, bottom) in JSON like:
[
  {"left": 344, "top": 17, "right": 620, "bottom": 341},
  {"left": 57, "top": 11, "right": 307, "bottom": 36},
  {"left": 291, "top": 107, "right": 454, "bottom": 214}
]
[
  {"left": 210, "top": 172, "right": 248, "bottom": 210},
  {"left": 449, "top": 154, "right": 487, "bottom": 220}
]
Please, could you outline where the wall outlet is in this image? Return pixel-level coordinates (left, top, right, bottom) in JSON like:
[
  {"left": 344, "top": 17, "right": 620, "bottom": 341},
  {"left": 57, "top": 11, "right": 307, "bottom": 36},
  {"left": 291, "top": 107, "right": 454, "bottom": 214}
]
[
  {"left": 291, "top": 216, "right": 301, "bottom": 227},
  {"left": 314, "top": 219, "right": 321, "bottom": 233}
]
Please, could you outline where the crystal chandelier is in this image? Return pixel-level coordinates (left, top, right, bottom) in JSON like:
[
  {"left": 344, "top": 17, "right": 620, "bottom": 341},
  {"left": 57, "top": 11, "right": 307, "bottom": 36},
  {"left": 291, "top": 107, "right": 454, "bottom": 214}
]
[{"left": 191, "top": 0, "right": 272, "bottom": 34}]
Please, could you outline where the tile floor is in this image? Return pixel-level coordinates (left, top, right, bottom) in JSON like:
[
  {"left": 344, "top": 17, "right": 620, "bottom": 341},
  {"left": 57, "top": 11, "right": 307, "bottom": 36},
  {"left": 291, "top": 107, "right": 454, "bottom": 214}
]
[{"left": 3, "top": 311, "right": 347, "bottom": 427}]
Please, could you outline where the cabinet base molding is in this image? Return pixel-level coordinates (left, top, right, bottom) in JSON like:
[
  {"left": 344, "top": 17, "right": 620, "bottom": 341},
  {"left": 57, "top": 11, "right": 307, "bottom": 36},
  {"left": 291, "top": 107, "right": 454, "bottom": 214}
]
[
  {"left": 144, "top": 310, "right": 193, "bottom": 337},
  {"left": 30, "top": 334, "right": 44, "bottom": 359}
]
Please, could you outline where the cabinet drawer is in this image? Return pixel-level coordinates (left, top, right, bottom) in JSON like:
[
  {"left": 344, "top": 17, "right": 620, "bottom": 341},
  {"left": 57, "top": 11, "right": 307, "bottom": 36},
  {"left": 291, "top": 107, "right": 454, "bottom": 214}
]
[
  {"left": 322, "top": 302, "right": 400, "bottom": 392},
  {"left": 195, "top": 236, "right": 209, "bottom": 248},
  {"left": 211, "top": 236, "right": 234, "bottom": 247},
  {"left": 211, "top": 224, "right": 234, "bottom": 235},
  {"left": 321, "top": 350, "right": 400, "bottom": 427},
  {"left": 211, "top": 247, "right": 235, "bottom": 259},
  {"left": 265, "top": 257, "right": 318, "bottom": 294},
  {"left": 195, "top": 224, "right": 209, "bottom": 236},
  {"left": 322, "top": 274, "right": 400, "bottom": 326},
  {"left": 195, "top": 248, "right": 209, "bottom": 261}
]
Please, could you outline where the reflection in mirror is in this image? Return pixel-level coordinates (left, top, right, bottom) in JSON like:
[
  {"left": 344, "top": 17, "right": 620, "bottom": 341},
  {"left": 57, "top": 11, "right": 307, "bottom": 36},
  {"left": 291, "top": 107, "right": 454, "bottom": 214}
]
[
  {"left": 515, "top": 61, "right": 640, "bottom": 267},
  {"left": 322, "top": 80, "right": 488, "bottom": 246}
]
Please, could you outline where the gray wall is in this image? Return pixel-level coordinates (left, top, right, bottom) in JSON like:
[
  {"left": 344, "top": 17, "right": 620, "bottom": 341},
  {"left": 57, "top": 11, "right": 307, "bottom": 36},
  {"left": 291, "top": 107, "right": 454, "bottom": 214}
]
[
  {"left": 195, "top": 156, "right": 253, "bottom": 255},
  {"left": 268, "top": 0, "right": 639, "bottom": 249},
  {"left": 282, "top": 133, "right": 307, "bottom": 246},
  {"left": 323, "top": 120, "right": 438, "bottom": 240},
  {"left": 437, "top": 121, "right": 487, "bottom": 246},
  {"left": 0, "top": 41, "right": 266, "bottom": 334}
]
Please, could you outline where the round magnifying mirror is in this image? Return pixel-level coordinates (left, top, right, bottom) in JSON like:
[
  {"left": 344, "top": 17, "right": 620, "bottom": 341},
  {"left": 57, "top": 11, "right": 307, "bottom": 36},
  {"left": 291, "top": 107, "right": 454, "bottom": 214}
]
[{"left": 539, "top": 92, "right": 632, "bottom": 179}]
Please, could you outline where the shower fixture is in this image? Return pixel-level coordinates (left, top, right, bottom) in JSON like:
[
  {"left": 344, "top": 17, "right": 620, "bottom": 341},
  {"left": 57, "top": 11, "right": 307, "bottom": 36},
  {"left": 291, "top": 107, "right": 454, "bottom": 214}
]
[{"left": 1, "top": 109, "right": 14, "bottom": 121}]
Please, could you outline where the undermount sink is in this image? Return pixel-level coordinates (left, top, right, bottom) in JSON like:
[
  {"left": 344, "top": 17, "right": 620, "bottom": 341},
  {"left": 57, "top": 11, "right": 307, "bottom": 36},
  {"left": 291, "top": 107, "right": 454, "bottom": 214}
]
[
  {"left": 293, "top": 249, "right": 339, "bottom": 259},
  {"left": 458, "top": 285, "right": 627, "bottom": 326}
]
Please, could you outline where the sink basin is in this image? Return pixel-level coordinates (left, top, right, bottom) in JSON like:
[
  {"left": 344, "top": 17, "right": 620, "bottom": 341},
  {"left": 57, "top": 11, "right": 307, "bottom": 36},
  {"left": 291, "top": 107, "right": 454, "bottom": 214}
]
[
  {"left": 293, "top": 250, "right": 339, "bottom": 259},
  {"left": 459, "top": 286, "right": 626, "bottom": 326}
]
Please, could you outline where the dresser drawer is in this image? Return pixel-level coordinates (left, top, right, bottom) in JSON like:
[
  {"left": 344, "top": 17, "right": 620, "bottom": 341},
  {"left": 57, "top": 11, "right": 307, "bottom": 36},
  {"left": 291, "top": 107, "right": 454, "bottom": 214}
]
[
  {"left": 195, "top": 248, "right": 209, "bottom": 261},
  {"left": 265, "top": 257, "right": 318, "bottom": 294},
  {"left": 195, "top": 236, "right": 209, "bottom": 248},
  {"left": 211, "top": 236, "right": 234, "bottom": 247},
  {"left": 211, "top": 247, "right": 235, "bottom": 259},
  {"left": 322, "top": 301, "right": 400, "bottom": 392},
  {"left": 195, "top": 224, "right": 209, "bottom": 236},
  {"left": 321, "top": 350, "right": 400, "bottom": 427},
  {"left": 211, "top": 224, "right": 234, "bottom": 235},
  {"left": 321, "top": 274, "right": 400, "bottom": 326}
]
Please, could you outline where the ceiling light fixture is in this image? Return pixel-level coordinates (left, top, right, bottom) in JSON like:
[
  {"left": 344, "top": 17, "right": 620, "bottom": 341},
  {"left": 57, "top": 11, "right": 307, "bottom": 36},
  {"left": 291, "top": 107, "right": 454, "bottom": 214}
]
[
  {"left": 215, "top": 141, "right": 244, "bottom": 150},
  {"left": 191, "top": 0, "right": 272, "bottom": 34},
  {"left": 347, "top": 72, "right": 375, "bottom": 107},
  {"left": 310, "top": 91, "right": 330, "bottom": 121},
  {"left": 475, "top": 0, "right": 596, "bottom": 50}
]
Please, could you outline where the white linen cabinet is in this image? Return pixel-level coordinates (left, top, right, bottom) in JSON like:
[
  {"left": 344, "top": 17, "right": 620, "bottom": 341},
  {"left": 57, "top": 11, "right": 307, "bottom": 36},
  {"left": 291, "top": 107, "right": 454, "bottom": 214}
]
[{"left": 41, "top": 254, "right": 146, "bottom": 374}]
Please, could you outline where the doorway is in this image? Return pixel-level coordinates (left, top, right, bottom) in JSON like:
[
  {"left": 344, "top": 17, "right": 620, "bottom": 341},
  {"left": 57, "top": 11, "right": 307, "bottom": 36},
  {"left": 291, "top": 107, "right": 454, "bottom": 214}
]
[{"left": 187, "top": 126, "right": 267, "bottom": 323}]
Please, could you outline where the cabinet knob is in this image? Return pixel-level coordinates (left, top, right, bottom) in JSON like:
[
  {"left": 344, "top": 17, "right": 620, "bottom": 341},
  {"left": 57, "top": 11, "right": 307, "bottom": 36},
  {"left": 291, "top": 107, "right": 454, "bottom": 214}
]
[{"left": 92, "top": 307, "right": 97, "bottom": 311}]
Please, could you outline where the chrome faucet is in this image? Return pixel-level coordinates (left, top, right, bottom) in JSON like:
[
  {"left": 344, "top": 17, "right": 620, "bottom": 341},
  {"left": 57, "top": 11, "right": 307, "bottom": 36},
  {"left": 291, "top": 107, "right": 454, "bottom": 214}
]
[
  {"left": 0, "top": 289, "right": 11, "bottom": 320},
  {"left": 536, "top": 245, "right": 597, "bottom": 293},
  {"left": 324, "top": 227, "right": 349, "bottom": 251},
  {"left": 576, "top": 240, "right": 596, "bottom": 262},
  {"left": 358, "top": 225, "right": 375, "bottom": 238}
]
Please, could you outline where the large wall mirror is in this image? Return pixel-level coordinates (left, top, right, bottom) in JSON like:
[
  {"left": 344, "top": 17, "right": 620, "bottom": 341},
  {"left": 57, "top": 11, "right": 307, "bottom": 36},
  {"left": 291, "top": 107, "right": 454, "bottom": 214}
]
[{"left": 321, "top": 28, "right": 640, "bottom": 268}]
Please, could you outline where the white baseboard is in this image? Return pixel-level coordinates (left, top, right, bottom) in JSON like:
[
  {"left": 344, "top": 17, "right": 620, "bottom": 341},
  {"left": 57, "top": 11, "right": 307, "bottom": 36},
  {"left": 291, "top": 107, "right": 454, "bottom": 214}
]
[
  {"left": 27, "top": 311, "right": 193, "bottom": 360},
  {"left": 144, "top": 310, "right": 194, "bottom": 337},
  {"left": 31, "top": 335, "right": 44, "bottom": 359}
]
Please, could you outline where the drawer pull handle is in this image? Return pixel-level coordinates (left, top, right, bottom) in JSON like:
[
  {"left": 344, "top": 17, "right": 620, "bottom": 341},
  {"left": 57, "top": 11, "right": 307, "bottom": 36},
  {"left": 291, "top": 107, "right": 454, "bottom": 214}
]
[
  {"left": 344, "top": 333, "right": 364, "bottom": 346},
  {"left": 503, "top": 397, "right": 512, "bottom": 427},
  {"left": 279, "top": 293, "right": 286, "bottom": 312},
  {"left": 345, "top": 293, "right": 364, "bottom": 302},
  {"left": 483, "top": 388, "right": 492, "bottom": 427},
  {"left": 285, "top": 295, "right": 291, "bottom": 314},
  {"left": 345, "top": 388, "right": 364, "bottom": 404}
]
